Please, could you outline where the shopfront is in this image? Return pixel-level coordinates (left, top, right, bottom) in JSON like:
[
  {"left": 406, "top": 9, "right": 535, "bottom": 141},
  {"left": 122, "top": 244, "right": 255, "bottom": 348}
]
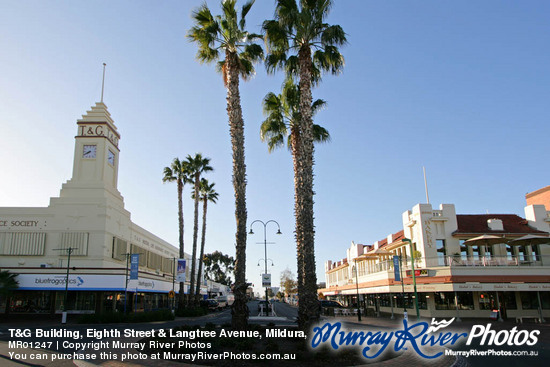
[{"left": 4, "top": 272, "right": 177, "bottom": 314}]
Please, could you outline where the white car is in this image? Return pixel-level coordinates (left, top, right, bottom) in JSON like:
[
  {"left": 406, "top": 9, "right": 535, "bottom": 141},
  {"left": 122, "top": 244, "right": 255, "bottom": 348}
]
[{"left": 216, "top": 296, "right": 228, "bottom": 309}]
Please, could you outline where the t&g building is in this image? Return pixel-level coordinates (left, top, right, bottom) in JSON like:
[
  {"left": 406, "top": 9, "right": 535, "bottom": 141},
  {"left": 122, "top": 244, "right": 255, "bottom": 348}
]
[{"left": 0, "top": 101, "right": 192, "bottom": 314}]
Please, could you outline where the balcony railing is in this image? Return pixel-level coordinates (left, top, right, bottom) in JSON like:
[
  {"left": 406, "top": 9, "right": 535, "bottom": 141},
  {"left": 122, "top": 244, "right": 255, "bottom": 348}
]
[
  {"left": 448, "top": 255, "right": 549, "bottom": 267},
  {"left": 331, "top": 254, "right": 550, "bottom": 287}
]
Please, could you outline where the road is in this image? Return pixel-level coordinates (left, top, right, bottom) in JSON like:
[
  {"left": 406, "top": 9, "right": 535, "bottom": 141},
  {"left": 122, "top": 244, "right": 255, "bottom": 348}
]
[{"left": 0, "top": 301, "right": 299, "bottom": 355}]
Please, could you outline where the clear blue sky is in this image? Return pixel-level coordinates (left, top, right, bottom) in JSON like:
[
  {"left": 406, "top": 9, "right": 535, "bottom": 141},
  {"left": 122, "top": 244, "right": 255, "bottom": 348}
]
[{"left": 1, "top": 1, "right": 549, "bottom": 294}]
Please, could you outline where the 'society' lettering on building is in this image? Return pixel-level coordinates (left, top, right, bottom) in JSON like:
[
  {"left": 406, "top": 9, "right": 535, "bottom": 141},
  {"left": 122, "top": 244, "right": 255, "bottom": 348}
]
[
  {"left": 0, "top": 219, "right": 43, "bottom": 227},
  {"left": 310, "top": 318, "right": 540, "bottom": 360}
]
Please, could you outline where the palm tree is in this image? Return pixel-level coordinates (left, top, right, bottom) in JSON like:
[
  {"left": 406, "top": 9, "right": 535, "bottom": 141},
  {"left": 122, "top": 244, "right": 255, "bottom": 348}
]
[
  {"left": 261, "top": 78, "right": 329, "bottom": 325},
  {"left": 0, "top": 270, "right": 18, "bottom": 313},
  {"left": 261, "top": 78, "right": 330, "bottom": 153},
  {"left": 188, "top": 0, "right": 263, "bottom": 329},
  {"left": 192, "top": 179, "right": 219, "bottom": 299},
  {"left": 264, "top": 0, "right": 346, "bottom": 330},
  {"left": 162, "top": 158, "right": 191, "bottom": 309},
  {"left": 184, "top": 153, "right": 213, "bottom": 306}
]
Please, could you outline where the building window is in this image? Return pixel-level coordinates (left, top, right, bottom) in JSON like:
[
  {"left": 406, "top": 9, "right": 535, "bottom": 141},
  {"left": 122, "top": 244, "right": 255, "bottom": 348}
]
[
  {"left": 0, "top": 232, "right": 46, "bottom": 256},
  {"left": 131, "top": 244, "right": 148, "bottom": 266},
  {"left": 500, "top": 292, "right": 517, "bottom": 310},
  {"left": 60, "top": 232, "right": 89, "bottom": 256},
  {"left": 518, "top": 246, "right": 527, "bottom": 261},
  {"left": 162, "top": 257, "right": 175, "bottom": 275},
  {"left": 8, "top": 291, "right": 51, "bottom": 313},
  {"left": 505, "top": 245, "right": 514, "bottom": 261},
  {"left": 436, "top": 239, "right": 446, "bottom": 265},
  {"left": 479, "top": 292, "right": 497, "bottom": 310},
  {"left": 112, "top": 237, "right": 128, "bottom": 261},
  {"left": 54, "top": 291, "right": 95, "bottom": 311},
  {"left": 459, "top": 240, "right": 468, "bottom": 260},
  {"left": 147, "top": 252, "right": 162, "bottom": 270},
  {"left": 531, "top": 245, "right": 541, "bottom": 262},
  {"left": 434, "top": 292, "right": 455, "bottom": 310},
  {"left": 472, "top": 246, "right": 481, "bottom": 261},
  {"left": 460, "top": 292, "right": 474, "bottom": 309},
  {"left": 485, "top": 245, "right": 494, "bottom": 259},
  {"left": 520, "top": 292, "right": 549, "bottom": 310},
  {"left": 393, "top": 292, "right": 427, "bottom": 310}
]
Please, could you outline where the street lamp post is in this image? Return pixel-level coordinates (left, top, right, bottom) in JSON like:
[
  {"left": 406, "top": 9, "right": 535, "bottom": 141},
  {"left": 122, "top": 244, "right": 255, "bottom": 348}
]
[
  {"left": 249, "top": 220, "right": 281, "bottom": 314},
  {"left": 124, "top": 253, "right": 131, "bottom": 313},
  {"left": 53, "top": 247, "right": 77, "bottom": 324},
  {"left": 402, "top": 238, "right": 420, "bottom": 320},
  {"left": 399, "top": 255, "right": 407, "bottom": 319},
  {"left": 353, "top": 259, "right": 361, "bottom": 321},
  {"left": 172, "top": 257, "right": 176, "bottom": 312}
]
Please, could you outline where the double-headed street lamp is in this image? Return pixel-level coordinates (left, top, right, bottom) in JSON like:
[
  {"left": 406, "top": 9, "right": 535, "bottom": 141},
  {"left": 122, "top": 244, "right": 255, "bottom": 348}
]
[
  {"left": 53, "top": 247, "right": 77, "bottom": 324},
  {"left": 249, "top": 220, "right": 281, "bottom": 307}
]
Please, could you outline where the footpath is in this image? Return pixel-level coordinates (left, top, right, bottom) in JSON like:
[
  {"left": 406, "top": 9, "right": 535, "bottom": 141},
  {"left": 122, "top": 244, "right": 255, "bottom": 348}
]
[{"left": 1, "top": 313, "right": 547, "bottom": 367}]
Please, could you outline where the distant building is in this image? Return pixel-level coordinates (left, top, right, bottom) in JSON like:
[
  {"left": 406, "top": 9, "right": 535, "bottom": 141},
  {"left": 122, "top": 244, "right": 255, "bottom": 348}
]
[
  {"left": 526, "top": 186, "right": 550, "bottom": 208},
  {"left": 320, "top": 197, "right": 550, "bottom": 320},
  {"left": 0, "top": 102, "right": 201, "bottom": 315}
]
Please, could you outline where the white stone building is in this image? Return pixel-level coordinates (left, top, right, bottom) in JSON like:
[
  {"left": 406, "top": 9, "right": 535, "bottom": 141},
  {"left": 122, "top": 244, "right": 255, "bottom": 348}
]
[
  {"left": 0, "top": 102, "right": 204, "bottom": 314},
  {"left": 320, "top": 195, "right": 550, "bottom": 320}
]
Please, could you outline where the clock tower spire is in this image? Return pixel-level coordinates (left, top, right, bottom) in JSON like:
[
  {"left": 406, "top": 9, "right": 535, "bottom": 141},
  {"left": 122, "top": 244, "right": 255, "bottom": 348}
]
[{"left": 54, "top": 102, "right": 124, "bottom": 207}]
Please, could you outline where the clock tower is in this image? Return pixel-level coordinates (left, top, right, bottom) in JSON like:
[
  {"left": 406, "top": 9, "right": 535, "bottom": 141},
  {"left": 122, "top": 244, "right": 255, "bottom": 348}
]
[{"left": 54, "top": 102, "right": 124, "bottom": 207}]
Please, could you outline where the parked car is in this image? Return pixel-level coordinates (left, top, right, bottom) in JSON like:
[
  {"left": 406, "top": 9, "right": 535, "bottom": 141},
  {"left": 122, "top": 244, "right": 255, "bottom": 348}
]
[
  {"left": 200, "top": 299, "right": 219, "bottom": 311},
  {"left": 320, "top": 300, "right": 344, "bottom": 308},
  {"left": 216, "top": 296, "right": 228, "bottom": 309},
  {"left": 257, "top": 300, "right": 272, "bottom": 313}
]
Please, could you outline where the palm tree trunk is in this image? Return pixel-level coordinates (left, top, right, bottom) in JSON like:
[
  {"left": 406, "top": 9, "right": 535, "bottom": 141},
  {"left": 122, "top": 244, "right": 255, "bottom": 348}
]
[
  {"left": 296, "top": 44, "right": 319, "bottom": 330},
  {"left": 195, "top": 198, "right": 208, "bottom": 298},
  {"left": 226, "top": 50, "right": 249, "bottom": 330},
  {"left": 290, "top": 123, "right": 304, "bottom": 319},
  {"left": 189, "top": 173, "right": 200, "bottom": 306},
  {"left": 177, "top": 179, "right": 186, "bottom": 309}
]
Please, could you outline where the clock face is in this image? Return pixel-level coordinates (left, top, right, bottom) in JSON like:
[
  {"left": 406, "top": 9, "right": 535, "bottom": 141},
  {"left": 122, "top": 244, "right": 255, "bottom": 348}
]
[
  {"left": 107, "top": 150, "right": 115, "bottom": 165},
  {"left": 82, "top": 145, "right": 97, "bottom": 158}
]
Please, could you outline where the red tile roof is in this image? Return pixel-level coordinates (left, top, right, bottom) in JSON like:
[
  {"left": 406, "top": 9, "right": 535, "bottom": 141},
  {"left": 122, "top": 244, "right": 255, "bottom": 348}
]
[
  {"left": 453, "top": 214, "right": 548, "bottom": 236},
  {"left": 393, "top": 230, "right": 405, "bottom": 242},
  {"left": 380, "top": 230, "right": 406, "bottom": 248}
]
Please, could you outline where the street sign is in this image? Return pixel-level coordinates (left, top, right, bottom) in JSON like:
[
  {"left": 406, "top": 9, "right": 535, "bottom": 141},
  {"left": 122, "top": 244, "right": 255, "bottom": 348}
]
[
  {"left": 393, "top": 256, "right": 400, "bottom": 281},
  {"left": 262, "top": 273, "right": 271, "bottom": 287},
  {"left": 406, "top": 269, "right": 428, "bottom": 277},
  {"left": 130, "top": 254, "right": 139, "bottom": 280},
  {"left": 168, "top": 290, "right": 175, "bottom": 298},
  {"left": 177, "top": 259, "right": 186, "bottom": 283}
]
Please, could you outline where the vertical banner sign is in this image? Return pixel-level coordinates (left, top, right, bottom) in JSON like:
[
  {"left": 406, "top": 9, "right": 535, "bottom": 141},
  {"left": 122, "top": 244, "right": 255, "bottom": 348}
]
[
  {"left": 262, "top": 273, "right": 271, "bottom": 287},
  {"left": 393, "top": 256, "right": 401, "bottom": 282},
  {"left": 130, "top": 254, "right": 139, "bottom": 280},
  {"left": 177, "top": 259, "right": 186, "bottom": 283}
]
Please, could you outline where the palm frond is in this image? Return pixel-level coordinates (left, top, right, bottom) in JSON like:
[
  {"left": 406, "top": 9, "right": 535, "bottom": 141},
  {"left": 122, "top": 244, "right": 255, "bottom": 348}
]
[
  {"left": 268, "top": 133, "right": 287, "bottom": 153},
  {"left": 240, "top": 0, "right": 255, "bottom": 30},
  {"left": 221, "top": 0, "right": 238, "bottom": 24},
  {"left": 192, "top": 4, "right": 215, "bottom": 27},
  {"left": 162, "top": 166, "right": 176, "bottom": 183},
  {"left": 262, "top": 92, "right": 283, "bottom": 114},
  {"left": 311, "top": 98, "right": 327, "bottom": 114},
  {"left": 312, "top": 124, "right": 330, "bottom": 143},
  {"left": 321, "top": 24, "right": 347, "bottom": 46},
  {"left": 241, "top": 43, "right": 264, "bottom": 63},
  {"left": 313, "top": 47, "right": 344, "bottom": 75},
  {"left": 276, "top": 0, "right": 299, "bottom": 30},
  {"left": 263, "top": 20, "right": 289, "bottom": 52},
  {"left": 238, "top": 57, "right": 255, "bottom": 80}
]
